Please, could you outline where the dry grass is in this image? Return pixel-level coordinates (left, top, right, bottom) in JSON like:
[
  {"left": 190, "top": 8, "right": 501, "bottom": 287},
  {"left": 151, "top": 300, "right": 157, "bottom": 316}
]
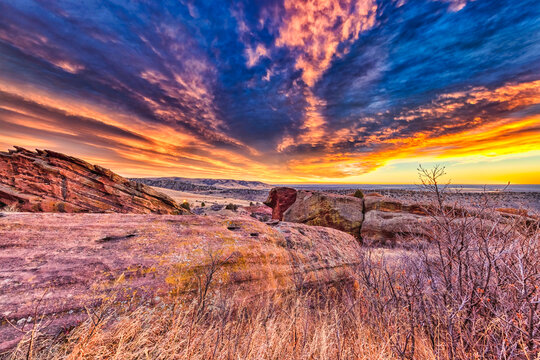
[
  {"left": 9, "top": 213, "right": 537, "bottom": 360},
  {"left": 6, "top": 224, "right": 539, "bottom": 360},
  {"left": 1, "top": 203, "right": 19, "bottom": 213},
  {"left": 7, "top": 287, "right": 440, "bottom": 360}
]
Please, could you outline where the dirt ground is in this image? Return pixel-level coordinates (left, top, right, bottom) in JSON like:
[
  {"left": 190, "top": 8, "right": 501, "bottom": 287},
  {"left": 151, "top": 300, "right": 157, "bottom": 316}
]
[{"left": 153, "top": 187, "right": 256, "bottom": 207}]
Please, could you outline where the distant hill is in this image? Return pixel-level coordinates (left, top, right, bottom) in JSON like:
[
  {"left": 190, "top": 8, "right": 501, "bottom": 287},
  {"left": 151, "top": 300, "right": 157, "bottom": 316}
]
[{"left": 130, "top": 177, "right": 272, "bottom": 191}]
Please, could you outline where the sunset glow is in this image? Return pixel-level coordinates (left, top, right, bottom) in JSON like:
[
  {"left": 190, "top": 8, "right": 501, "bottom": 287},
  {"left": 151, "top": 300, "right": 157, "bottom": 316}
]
[{"left": 0, "top": 0, "right": 538, "bottom": 183}]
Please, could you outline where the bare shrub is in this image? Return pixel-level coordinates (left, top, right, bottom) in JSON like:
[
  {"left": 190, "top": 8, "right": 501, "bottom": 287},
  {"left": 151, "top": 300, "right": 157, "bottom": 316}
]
[
  {"left": 225, "top": 203, "right": 239, "bottom": 211},
  {"left": 353, "top": 166, "right": 540, "bottom": 359}
]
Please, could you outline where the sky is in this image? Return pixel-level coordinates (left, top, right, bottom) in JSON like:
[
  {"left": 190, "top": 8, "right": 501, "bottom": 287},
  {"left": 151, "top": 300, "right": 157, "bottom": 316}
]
[{"left": 0, "top": 0, "right": 539, "bottom": 184}]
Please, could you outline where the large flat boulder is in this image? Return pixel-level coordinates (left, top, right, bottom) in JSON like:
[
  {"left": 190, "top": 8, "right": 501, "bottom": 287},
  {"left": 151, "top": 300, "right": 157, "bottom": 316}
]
[
  {"left": 0, "top": 213, "right": 361, "bottom": 351},
  {"left": 361, "top": 210, "right": 432, "bottom": 245},
  {"left": 363, "top": 194, "right": 429, "bottom": 215},
  {"left": 0, "top": 147, "right": 187, "bottom": 214},
  {"left": 283, "top": 190, "right": 364, "bottom": 239}
]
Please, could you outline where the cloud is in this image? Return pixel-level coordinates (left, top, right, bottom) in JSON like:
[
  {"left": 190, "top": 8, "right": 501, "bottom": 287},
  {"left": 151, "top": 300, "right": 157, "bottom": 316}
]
[
  {"left": 245, "top": 43, "right": 268, "bottom": 68},
  {"left": 0, "top": 0, "right": 538, "bottom": 182},
  {"left": 281, "top": 80, "right": 540, "bottom": 179},
  {"left": 276, "top": 0, "right": 377, "bottom": 87},
  {"left": 274, "top": 0, "right": 378, "bottom": 151}
]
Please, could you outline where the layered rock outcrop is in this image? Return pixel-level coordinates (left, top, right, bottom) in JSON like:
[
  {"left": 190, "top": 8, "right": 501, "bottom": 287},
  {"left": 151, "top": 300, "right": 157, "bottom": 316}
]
[
  {"left": 283, "top": 190, "right": 364, "bottom": 239},
  {"left": 0, "top": 147, "right": 188, "bottom": 214},
  {"left": 363, "top": 195, "right": 428, "bottom": 215},
  {"left": 264, "top": 189, "right": 435, "bottom": 244},
  {"left": 360, "top": 210, "right": 432, "bottom": 245},
  {"left": 360, "top": 193, "right": 433, "bottom": 244},
  {"left": 265, "top": 189, "right": 537, "bottom": 246},
  {"left": 264, "top": 187, "right": 297, "bottom": 220},
  {"left": 0, "top": 213, "right": 361, "bottom": 351}
]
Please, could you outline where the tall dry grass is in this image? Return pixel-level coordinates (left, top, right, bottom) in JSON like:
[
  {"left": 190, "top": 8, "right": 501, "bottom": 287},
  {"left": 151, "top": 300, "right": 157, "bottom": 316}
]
[{"left": 8, "top": 287, "right": 441, "bottom": 360}]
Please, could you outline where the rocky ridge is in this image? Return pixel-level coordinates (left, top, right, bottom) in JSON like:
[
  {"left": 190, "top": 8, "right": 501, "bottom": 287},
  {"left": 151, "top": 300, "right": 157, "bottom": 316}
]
[
  {"left": 0, "top": 147, "right": 188, "bottom": 214},
  {"left": 131, "top": 177, "right": 271, "bottom": 191}
]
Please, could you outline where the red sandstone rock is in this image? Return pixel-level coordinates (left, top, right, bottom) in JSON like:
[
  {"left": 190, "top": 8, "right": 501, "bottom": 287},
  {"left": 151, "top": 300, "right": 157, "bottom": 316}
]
[
  {"left": 0, "top": 213, "right": 361, "bottom": 351},
  {"left": 243, "top": 204, "right": 273, "bottom": 222},
  {"left": 264, "top": 187, "right": 297, "bottom": 220},
  {"left": 0, "top": 147, "right": 188, "bottom": 214}
]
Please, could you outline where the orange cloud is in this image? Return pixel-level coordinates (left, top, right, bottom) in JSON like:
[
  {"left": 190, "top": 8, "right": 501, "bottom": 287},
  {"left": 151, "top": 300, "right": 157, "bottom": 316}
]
[
  {"left": 277, "top": 0, "right": 377, "bottom": 87},
  {"left": 1, "top": 77, "right": 538, "bottom": 183},
  {"left": 0, "top": 80, "right": 271, "bottom": 179},
  {"left": 276, "top": 0, "right": 377, "bottom": 152},
  {"left": 282, "top": 80, "right": 540, "bottom": 180},
  {"left": 396, "top": 80, "right": 540, "bottom": 124},
  {"left": 3, "top": 78, "right": 538, "bottom": 183}
]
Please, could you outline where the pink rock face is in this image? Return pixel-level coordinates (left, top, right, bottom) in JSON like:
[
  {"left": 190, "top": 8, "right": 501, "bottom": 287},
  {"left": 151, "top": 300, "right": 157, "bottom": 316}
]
[
  {"left": 264, "top": 187, "right": 298, "bottom": 220},
  {"left": 0, "top": 147, "right": 188, "bottom": 214},
  {"left": 363, "top": 194, "right": 428, "bottom": 215},
  {"left": 243, "top": 204, "right": 273, "bottom": 222},
  {"left": 0, "top": 213, "right": 361, "bottom": 351}
]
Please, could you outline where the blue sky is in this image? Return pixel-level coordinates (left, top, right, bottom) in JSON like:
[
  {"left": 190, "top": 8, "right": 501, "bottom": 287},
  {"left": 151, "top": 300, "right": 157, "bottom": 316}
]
[{"left": 0, "top": 0, "right": 538, "bottom": 182}]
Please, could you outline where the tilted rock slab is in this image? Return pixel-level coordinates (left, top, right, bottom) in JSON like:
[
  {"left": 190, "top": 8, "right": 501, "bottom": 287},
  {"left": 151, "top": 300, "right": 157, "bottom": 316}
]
[
  {"left": 283, "top": 190, "right": 364, "bottom": 239},
  {"left": 0, "top": 213, "right": 362, "bottom": 351},
  {"left": 0, "top": 147, "right": 188, "bottom": 214}
]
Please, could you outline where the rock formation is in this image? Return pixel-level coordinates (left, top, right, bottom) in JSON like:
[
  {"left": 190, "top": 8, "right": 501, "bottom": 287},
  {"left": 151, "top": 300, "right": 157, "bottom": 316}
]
[
  {"left": 264, "top": 187, "right": 427, "bottom": 243},
  {"left": 244, "top": 204, "right": 273, "bottom": 222},
  {"left": 283, "top": 190, "right": 364, "bottom": 239},
  {"left": 264, "top": 187, "right": 297, "bottom": 220},
  {"left": 265, "top": 188, "right": 537, "bottom": 246},
  {"left": 360, "top": 193, "right": 433, "bottom": 244},
  {"left": 0, "top": 213, "right": 361, "bottom": 351},
  {"left": 360, "top": 210, "right": 432, "bottom": 245},
  {"left": 0, "top": 147, "right": 188, "bottom": 214},
  {"left": 363, "top": 195, "right": 428, "bottom": 215},
  {"left": 263, "top": 189, "right": 435, "bottom": 244}
]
